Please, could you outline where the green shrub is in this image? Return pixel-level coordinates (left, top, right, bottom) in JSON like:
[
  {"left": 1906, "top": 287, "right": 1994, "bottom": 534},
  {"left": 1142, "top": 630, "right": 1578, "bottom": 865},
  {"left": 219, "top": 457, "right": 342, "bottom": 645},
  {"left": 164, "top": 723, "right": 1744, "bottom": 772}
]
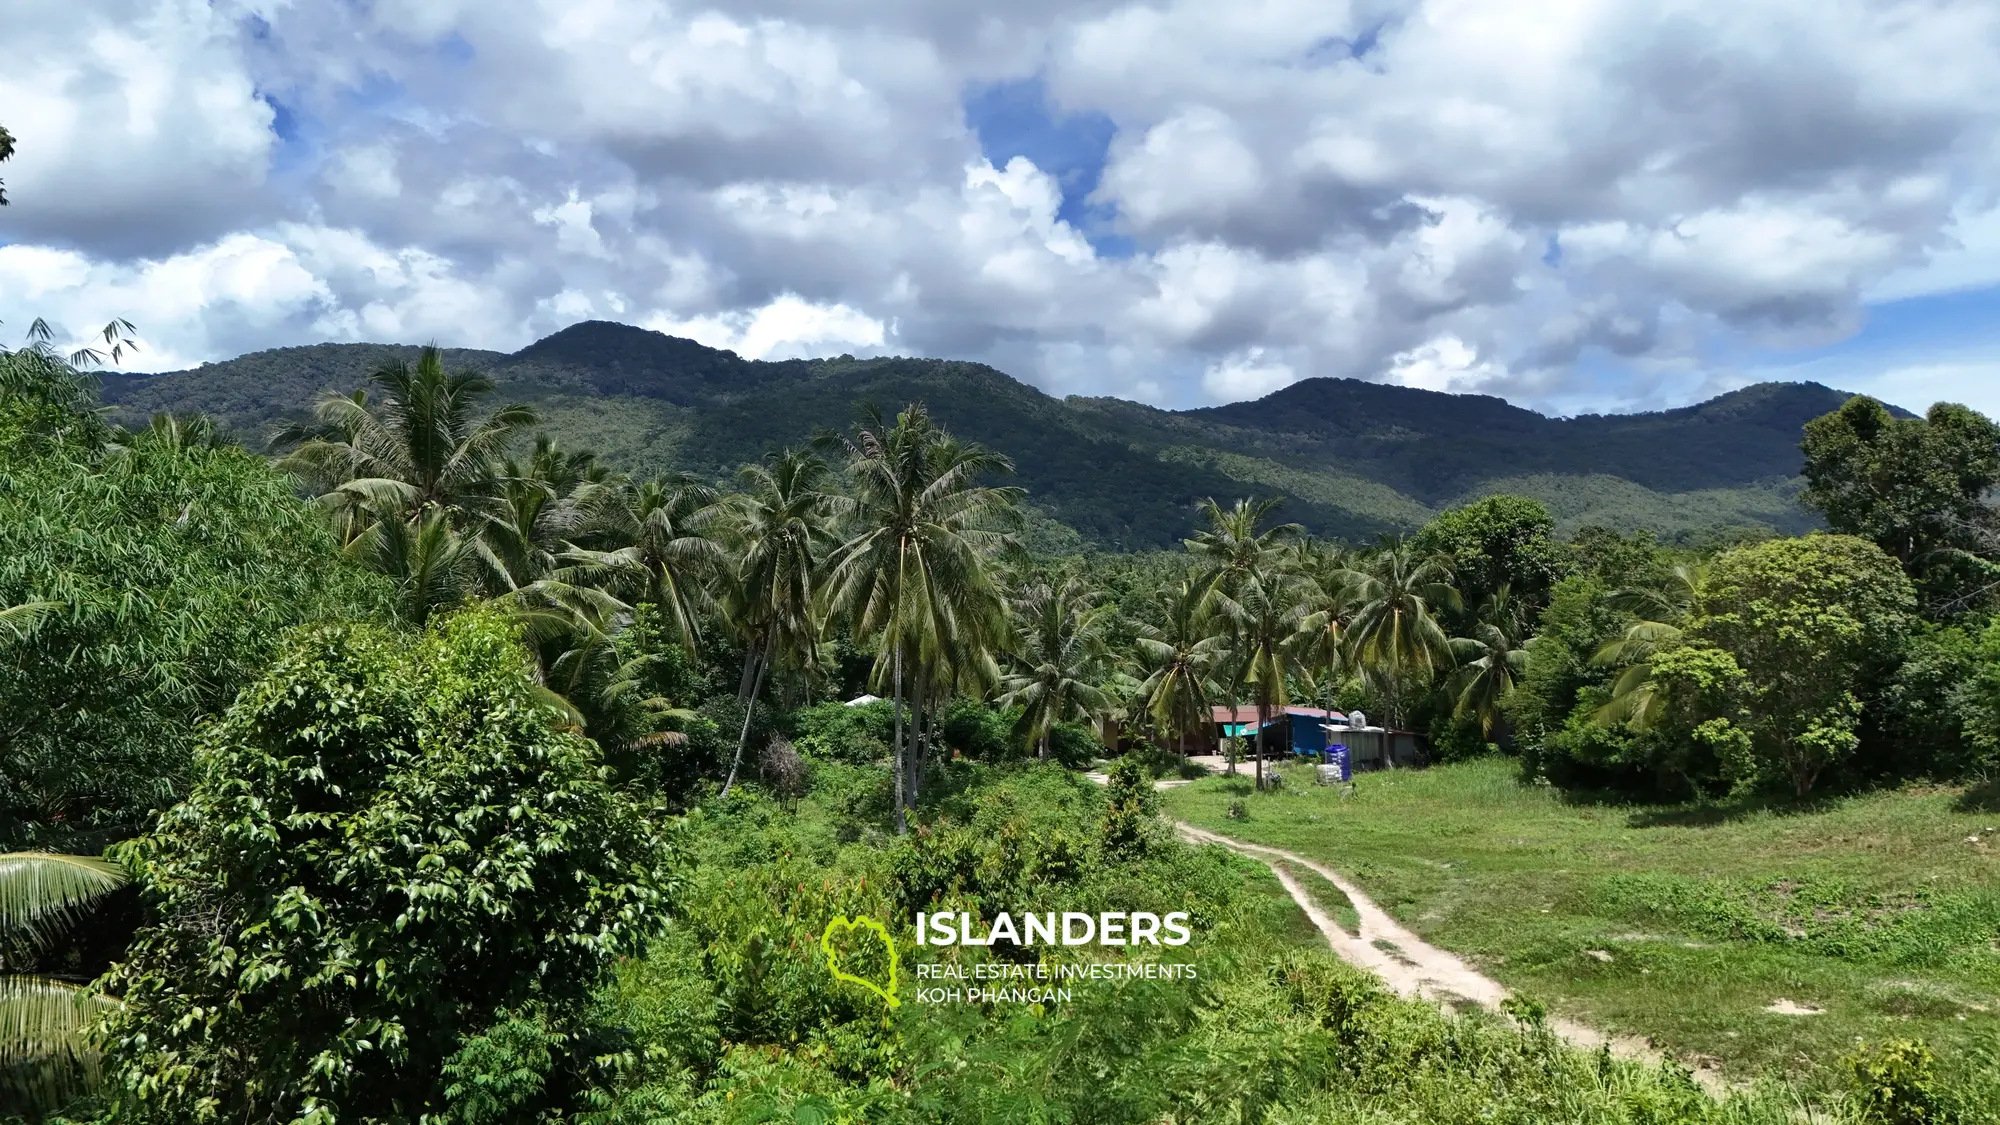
[
  {"left": 940, "top": 700, "right": 1018, "bottom": 761},
  {"left": 794, "top": 699, "right": 895, "bottom": 764},
  {"left": 1847, "top": 1039, "right": 1953, "bottom": 1125},
  {"left": 99, "top": 610, "right": 676, "bottom": 1123}
]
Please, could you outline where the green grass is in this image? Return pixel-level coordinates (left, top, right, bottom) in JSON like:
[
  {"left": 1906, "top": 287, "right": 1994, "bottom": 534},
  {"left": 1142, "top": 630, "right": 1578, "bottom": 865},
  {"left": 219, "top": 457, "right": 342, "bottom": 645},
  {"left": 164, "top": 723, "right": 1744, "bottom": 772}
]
[
  {"left": 1161, "top": 757, "right": 2000, "bottom": 1087},
  {"left": 1277, "top": 860, "right": 1361, "bottom": 935}
]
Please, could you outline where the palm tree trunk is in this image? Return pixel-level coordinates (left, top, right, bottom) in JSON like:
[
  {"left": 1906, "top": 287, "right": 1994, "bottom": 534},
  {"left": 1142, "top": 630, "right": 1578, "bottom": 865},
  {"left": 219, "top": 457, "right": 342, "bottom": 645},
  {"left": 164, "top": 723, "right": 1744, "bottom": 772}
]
[
  {"left": 907, "top": 670, "right": 927, "bottom": 811},
  {"left": 720, "top": 631, "right": 777, "bottom": 797},
  {"left": 892, "top": 641, "right": 907, "bottom": 836},
  {"left": 736, "top": 642, "right": 761, "bottom": 702},
  {"left": 1255, "top": 696, "right": 1268, "bottom": 791}
]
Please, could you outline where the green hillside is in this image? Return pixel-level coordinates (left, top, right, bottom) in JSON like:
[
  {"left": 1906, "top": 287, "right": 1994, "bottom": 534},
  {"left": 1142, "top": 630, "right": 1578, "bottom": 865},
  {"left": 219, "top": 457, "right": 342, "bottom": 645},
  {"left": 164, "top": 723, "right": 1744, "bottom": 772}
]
[{"left": 98, "top": 320, "right": 1871, "bottom": 547}]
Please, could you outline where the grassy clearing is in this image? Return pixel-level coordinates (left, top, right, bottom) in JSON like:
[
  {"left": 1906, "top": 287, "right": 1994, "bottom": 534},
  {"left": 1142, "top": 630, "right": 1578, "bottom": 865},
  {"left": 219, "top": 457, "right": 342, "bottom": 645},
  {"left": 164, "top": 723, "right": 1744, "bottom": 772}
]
[
  {"left": 1277, "top": 860, "right": 1362, "bottom": 935},
  {"left": 1161, "top": 756, "right": 2000, "bottom": 1087}
]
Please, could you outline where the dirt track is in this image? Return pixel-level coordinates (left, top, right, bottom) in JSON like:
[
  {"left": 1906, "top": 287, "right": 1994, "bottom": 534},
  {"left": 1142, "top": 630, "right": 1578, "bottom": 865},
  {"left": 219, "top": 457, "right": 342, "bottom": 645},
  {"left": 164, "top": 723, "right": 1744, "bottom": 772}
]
[{"left": 1168, "top": 817, "right": 1726, "bottom": 1093}]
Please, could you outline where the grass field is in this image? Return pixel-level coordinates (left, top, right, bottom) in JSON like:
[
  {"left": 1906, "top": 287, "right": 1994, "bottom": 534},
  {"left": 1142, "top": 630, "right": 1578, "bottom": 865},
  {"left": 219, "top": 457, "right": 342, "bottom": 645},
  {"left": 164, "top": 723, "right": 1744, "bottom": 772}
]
[{"left": 1161, "top": 757, "right": 2000, "bottom": 1087}]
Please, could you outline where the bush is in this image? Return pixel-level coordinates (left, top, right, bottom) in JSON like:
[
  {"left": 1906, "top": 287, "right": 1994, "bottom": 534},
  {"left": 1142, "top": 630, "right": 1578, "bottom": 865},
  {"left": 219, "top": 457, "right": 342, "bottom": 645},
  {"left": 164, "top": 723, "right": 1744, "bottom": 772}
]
[
  {"left": 793, "top": 699, "right": 894, "bottom": 764},
  {"left": 1048, "top": 722, "right": 1102, "bottom": 768},
  {"left": 1846, "top": 1039, "right": 1953, "bottom": 1125},
  {"left": 940, "top": 700, "right": 1019, "bottom": 761},
  {"left": 99, "top": 610, "right": 676, "bottom": 1123}
]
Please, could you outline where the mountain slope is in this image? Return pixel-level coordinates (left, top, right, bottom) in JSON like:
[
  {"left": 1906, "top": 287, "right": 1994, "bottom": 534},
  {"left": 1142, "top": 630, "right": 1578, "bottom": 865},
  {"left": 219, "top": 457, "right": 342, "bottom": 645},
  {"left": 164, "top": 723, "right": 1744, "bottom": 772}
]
[{"left": 98, "top": 320, "right": 1875, "bottom": 548}]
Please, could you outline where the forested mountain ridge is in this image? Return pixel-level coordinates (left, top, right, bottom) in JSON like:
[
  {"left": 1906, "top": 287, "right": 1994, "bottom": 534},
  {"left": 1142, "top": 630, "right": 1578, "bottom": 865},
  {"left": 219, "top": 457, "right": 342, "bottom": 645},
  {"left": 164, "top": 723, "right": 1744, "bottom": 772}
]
[{"left": 100, "top": 319, "right": 1878, "bottom": 547}]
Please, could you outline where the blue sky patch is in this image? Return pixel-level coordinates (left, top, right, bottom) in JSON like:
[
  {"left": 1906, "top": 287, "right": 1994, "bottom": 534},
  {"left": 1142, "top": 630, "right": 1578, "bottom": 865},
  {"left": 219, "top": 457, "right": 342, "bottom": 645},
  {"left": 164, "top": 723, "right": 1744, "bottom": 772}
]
[{"left": 963, "top": 77, "right": 1129, "bottom": 257}]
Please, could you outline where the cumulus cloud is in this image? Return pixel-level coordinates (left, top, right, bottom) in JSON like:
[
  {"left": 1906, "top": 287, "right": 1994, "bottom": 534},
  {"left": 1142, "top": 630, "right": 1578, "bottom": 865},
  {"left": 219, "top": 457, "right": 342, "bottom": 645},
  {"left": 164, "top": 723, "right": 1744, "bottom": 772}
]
[{"left": 1, "top": 0, "right": 1998, "bottom": 413}]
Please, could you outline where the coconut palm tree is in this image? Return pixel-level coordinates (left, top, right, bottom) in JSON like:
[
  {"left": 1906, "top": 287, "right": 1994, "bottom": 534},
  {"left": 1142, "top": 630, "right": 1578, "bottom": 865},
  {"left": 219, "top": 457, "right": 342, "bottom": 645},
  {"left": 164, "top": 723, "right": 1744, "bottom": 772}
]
[
  {"left": 1293, "top": 542, "right": 1364, "bottom": 716},
  {"left": 1000, "top": 575, "right": 1116, "bottom": 761},
  {"left": 1, "top": 852, "right": 128, "bottom": 1115},
  {"left": 1185, "top": 498, "right": 1308, "bottom": 789},
  {"left": 1447, "top": 586, "right": 1531, "bottom": 737},
  {"left": 825, "top": 405, "right": 1020, "bottom": 833},
  {"left": 345, "top": 505, "right": 480, "bottom": 625},
  {"left": 272, "top": 345, "right": 536, "bottom": 534},
  {"left": 474, "top": 436, "right": 621, "bottom": 594},
  {"left": 1590, "top": 562, "right": 1709, "bottom": 730},
  {"left": 1186, "top": 497, "right": 1299, "bottom": 591},
  {"left": 1348, "top": 542, "right": 1459, "bottom": 727},
  {"left": 1131, "top": 580, "right": 1228, "bottom": 756},
  {"left": 558, "top": 474, "right": 724, "bottom": 656},
  {"left": 720, "top": 449, "right": 843, "bottom": 797},
  {"left": 1210, "top": 565, "right": 1317, "bottom": 790}
]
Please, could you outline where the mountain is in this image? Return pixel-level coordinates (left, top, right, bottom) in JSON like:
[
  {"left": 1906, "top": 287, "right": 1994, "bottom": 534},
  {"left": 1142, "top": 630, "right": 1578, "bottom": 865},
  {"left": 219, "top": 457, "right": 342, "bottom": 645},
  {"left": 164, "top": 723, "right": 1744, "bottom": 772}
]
[{"left": 97, "top": 320, "right": 1875, "bottom": 549}]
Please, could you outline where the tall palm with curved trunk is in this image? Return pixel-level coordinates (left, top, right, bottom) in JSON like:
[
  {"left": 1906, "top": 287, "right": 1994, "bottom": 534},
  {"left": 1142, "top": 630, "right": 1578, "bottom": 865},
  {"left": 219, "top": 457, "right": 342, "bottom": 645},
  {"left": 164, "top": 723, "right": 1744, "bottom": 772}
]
[
  {"left": 720, "top": 449, "right": 843, "bottom": 796},
  {"left": 1001, "top": 575, "right": 1116, "bottom": 760},
  {"left": 1187, "top": 498, "right": 1305, "bottom": 789},
  {"left": 826, "top": 405, "right": 1019, "bottom": 833},
  {"left": 1132, "top": 580, "right": 1228, "bottom": 756},
  {"left": 1294, "top": 542, "right": 1364, "bottom": 716},
  {"left": 1, "top": 852, "right": 128, "bottom": 1115},
  {"left": 1447, "top": 586, "right": 1530, "bottom": 737},
  {"left": 1349, "top": 542, "right": 1459, "bottom": 727},
  {"left": 273, "top": 346, "right": 537, "bottom": 536},
  {"left": 558, "top": 474, "right": 723, "bottom": 655}
]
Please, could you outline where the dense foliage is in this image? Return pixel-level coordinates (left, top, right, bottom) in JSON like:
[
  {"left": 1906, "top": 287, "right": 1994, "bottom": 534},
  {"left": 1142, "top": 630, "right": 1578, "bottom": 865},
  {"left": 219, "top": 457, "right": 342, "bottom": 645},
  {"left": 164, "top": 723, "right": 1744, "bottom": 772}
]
[
  {"left": 97, "top": 612, "right": 674, "bottom": 1124},
  {"left": 100, "top": 321, "right": 1852, "bottom": 548},
  {"left": 0, "top": 357, "right": 384, "bottom": 848},
  {"left": 5, "top": 275, "right": 1996, "bottom": 1121}
]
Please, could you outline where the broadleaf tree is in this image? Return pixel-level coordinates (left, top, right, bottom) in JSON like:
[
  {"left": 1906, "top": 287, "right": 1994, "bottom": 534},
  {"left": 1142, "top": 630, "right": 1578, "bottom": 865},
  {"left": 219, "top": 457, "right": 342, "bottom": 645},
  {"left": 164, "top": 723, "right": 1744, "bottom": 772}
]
[{"left": 97, "top": 611, "right": 676, "bottom": 1123}]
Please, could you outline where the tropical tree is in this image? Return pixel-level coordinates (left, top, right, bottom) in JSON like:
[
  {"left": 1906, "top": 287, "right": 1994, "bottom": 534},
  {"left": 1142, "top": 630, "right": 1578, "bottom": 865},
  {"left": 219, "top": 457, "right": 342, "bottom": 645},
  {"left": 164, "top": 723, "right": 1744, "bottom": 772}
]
[
  {"left": 1293, "top": 542, "right": 1363, "bottom": 716},
  {"left": 825, "top": 405, "right": 1019, "bottom": 833},
  {"left": 1131, "top": 580, "right": 1228, "bottom": 755},
  {"left": 1, "top": 851, "right": 128, "bottom": 1115},
  {"left": 1590, "top": 562, "right": 1708, "bottom": 730},
  {"left": 1446, "top": 586, "right": 1531, "bottom": 737},
  {"left": 272, "top": 345, "right": 536, "bottom": 534},
  {"left": 1186, "top": 497, "right": 1299, "bottom": 590},
  {"left": 1683, "top": 535, "right": 1916, "bottom": 795},
  {"left": 559, "top": 474, "right": 723, "bottom": 656},
  {"left": 0, "top": 121, "right": 13, "bottom": 207},
  {"left": 1210, "top": 565, "right": 1316, "bottom": 790},
  {"left": 1000, "top": 575, "right": 1116, "bottom": 761},
  {"left": 344, "top": 505, "right": 480, "bottom": 626},
  {"left": 97, "top": 612, "right": 673, "bottom": 1124},
  {"left": 1, "top": 370, "right": 387, "bottom": 847},
  {"left": 1347, "top": 542, "right": 1458, "bottom": 727},
  {"left": 720, "top": 449, "right": 843, "bottom": 796},
  {"left": 1801, "top": 395, "right": 2000, "bottom": 614},
  {"left": 474, "top": 435, "right": 620, "bottom": 594}
]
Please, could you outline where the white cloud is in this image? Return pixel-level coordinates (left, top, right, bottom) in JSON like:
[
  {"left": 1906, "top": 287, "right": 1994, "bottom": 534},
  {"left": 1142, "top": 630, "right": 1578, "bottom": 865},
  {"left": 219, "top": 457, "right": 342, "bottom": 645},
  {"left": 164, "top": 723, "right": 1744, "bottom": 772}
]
[
  {"left": 1202, "top": 347, "right": 1296, "bottom": 400},
  {"left": 3, "top": 0, "right": 2000, "bottom": 412},
  {"left": 1387, "top": 336, "right": 1505, "bottom": 394},
  {"left": 647, "top": 293, "right": 885, "bottom": 360}
]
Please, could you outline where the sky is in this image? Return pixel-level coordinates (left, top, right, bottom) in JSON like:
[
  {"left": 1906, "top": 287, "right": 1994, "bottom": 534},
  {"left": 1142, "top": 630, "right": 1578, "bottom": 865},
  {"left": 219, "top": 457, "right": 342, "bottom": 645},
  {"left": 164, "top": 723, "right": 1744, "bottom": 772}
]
[{"left": 2, "top": 0, "right": 2000, "bottom": 417}]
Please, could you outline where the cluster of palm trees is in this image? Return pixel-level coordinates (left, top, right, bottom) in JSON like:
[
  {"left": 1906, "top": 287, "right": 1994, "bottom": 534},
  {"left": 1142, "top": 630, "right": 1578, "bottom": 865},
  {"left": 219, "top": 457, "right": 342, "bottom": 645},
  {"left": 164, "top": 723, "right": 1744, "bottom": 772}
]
[
  {"left": 1090, "top": 499, "right": 1532, "bottom": 790},
  {"left": 273, "top": 351, "right": 1026, "bottom": 833},
  {"left": 271, "top": 347, "right": 1542, "bottom": 818}
]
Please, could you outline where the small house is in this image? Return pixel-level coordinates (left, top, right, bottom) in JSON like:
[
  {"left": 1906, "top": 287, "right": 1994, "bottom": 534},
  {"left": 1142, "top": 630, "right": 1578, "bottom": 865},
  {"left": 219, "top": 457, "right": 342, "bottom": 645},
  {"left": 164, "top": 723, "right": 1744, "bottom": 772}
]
[{"left": 1207, "top": 705, "right": 1426, "bottom": 768}]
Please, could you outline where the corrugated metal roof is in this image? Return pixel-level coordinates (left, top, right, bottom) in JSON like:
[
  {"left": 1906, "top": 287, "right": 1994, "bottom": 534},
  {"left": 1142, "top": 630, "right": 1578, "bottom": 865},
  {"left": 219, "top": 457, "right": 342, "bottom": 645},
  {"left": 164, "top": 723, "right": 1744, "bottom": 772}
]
[{"left": 1210, "top": 705, "right": 1346, "bottom": 723}]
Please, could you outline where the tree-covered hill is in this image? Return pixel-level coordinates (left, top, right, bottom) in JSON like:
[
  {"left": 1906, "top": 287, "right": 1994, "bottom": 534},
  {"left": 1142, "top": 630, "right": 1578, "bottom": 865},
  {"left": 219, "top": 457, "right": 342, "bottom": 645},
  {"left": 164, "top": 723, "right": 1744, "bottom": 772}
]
[{"left": 99, "top": 319, "right": 1882, "bottom": 547}]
